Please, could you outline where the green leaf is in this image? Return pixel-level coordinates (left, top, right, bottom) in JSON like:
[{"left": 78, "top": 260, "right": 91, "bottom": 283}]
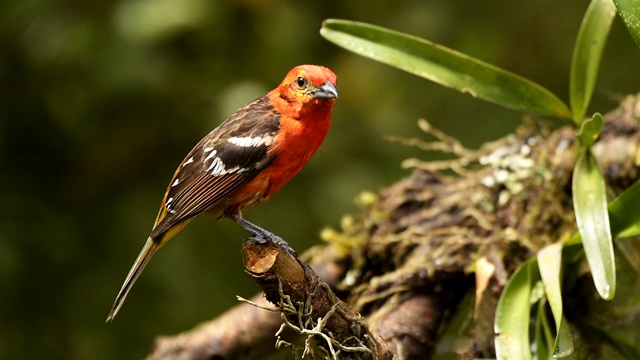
[
  {"left": 435, "top": 288, "right": 474, "bottom": 356},
  {"left": 579, "top": 321, "right": 640, "bottom": 358},
  {"left": 535, "top": 298, "right": 553, "bottom": 360},
  {"left": 570, "top": 0, "right": 616, "bottom": 124},
  {"left": 609, "top": 179, "right": 640, "bottom": 238},
  {"left": 538, "top": 243, "right": 575, "bottom": 357},
  {"left": 615, "top": 237, "right": 640, "bottom": 273},
  {"left": 614, "top": 0, "right": 640, "bottom": 47},
  {"left": 320, "top": 19, "right": 571, "bottom": 118},
  {"left": 577, "top": 113, "right": 604, "bottom": 148},
  {"left": 572, "top": 149, "right": 615, "bottom": 299},
  {"left": 566, "top": 179, "right": 640, "bottom": 240},
  {"left": 495, "top": 258, "right": 539, "bottom": 360}
]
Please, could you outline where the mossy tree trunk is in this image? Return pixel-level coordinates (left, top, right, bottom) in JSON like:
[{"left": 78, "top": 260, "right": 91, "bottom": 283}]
[{"left": 148, "top": 94, "right": 640, "bottom": 359}]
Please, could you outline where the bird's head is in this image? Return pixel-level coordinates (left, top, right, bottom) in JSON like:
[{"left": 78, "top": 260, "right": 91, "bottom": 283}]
[{"left": 277, "top": 65, "right": 338, "bottom": 107}]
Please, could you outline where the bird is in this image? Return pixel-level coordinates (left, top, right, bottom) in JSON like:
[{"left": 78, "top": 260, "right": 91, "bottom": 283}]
[{"left": 107, "top": 65, "right": 338, "bottom": 322}]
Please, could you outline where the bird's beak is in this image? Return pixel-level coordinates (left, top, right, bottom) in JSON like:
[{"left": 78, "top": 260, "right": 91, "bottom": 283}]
[{"left": 312, "top": 81, "right": 338, "bottom": 99}]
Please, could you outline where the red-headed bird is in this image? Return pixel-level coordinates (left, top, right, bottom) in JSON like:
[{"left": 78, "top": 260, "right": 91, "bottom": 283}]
[{"left": 107, "top": 65, "right": 338, "bottom": 321}]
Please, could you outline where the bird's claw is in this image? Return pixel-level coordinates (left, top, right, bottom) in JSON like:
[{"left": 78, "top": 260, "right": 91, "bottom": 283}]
[
  {"left": 236, "top": 218, "right": 297, "bottom": 255},
  {"left": 248, "top": 233, "right": 297, "bottom": 255}
]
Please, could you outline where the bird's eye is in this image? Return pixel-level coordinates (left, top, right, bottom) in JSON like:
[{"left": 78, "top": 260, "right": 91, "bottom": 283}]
[{"left": 296, "top": 76, "right": 307, "bottom": 88}]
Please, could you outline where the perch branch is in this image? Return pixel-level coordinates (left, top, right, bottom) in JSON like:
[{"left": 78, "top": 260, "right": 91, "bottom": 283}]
[{"left": 148, "top": 94, "right": 640, "bottom": 359}]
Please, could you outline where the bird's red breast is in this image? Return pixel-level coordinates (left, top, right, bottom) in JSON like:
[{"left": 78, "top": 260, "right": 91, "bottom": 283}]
[
  {"left": 227, "top": 65, "right": 338, "bottom": 210},
  {"left": 107, "top": 65, "right": 337, "bottom": 322},
  {"left": 152, "top": 65, "right": 338, "bottom": 237}
]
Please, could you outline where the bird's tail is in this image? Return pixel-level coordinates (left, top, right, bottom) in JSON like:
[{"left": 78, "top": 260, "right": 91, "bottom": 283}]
[{"left": 106, "top": 236, "right": 160, "bottom": 322}]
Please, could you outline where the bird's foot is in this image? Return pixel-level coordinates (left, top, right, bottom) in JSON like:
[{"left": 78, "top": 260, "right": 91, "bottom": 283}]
[{"left": 235, "top": 218, "right": 297, "bottom": 255}]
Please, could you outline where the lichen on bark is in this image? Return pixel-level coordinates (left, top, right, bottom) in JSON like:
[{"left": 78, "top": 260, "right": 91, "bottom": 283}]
[{"left": 149, "top": 94, "right": 640, "bottom": 359}]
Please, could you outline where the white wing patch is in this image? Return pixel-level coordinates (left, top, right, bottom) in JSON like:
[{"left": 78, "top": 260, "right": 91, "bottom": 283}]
[
  {"left": 182, "top": 156, "right": 194, "bottom": 166},
  {"left": 227, "top": 135, "right": 274, "bottom": 148},
  {"left": 204, "top": 148, "right": 243, "bottom": 176},
  {"left": 166, "top": 197, "right": 177, "bottom": 213},
  {"left": 204, "top": 149, "right": 217, "bottom": 161},
  {"left": 200, "top": 135, "right": 274, "bottom": 176}
]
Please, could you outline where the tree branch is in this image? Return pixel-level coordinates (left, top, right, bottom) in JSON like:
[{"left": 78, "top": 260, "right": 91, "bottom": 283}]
[{"left": 148, "top": 94, "right": 640, "bottom": 359}]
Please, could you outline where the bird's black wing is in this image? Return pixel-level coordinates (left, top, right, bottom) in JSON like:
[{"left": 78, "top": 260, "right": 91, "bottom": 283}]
[{"left": 150, "top": 95, "right": 280, "bottom": 238}]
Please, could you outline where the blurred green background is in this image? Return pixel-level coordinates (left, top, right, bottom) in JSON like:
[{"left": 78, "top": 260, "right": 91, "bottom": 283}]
[{"left": 1, "top": 0, "right": 638, "bottom": 358}]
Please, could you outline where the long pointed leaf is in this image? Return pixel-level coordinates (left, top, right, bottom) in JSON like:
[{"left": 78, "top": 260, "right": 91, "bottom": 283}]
[
  {"left": 614, "top": 0, "right": 640, "bottom": 47},
  {"left": 495, "top": 258, "right": 539, "bottom": 360},
  {"left": 321, "top": 19, "right": 571, "bottom": 118},
  {"left": 570, "top": 0, "right": 616, "bottom": 124},
  {"left": 538, "top": 243, "right": 575, "bottom": 357},
  {"left": 535, "top": 298, "right": 553, "bottom": 360},
  {"left": 609, "top": 179, "right": 640, "bottom": 238},
  {"left": 434, "top": 289, "right": 475, "bottom": 357},
  {"left": 615, "top": 237, "right": 640, "bottom": 272},
  {"left": 566, "top": 178, "right": 640, "bottom": 242},
  {"left": 572, "top": 149, "right": 616, "bottom": 299},
  {"left": 580, "top": 321, "right": 640, "bottom": 358}
]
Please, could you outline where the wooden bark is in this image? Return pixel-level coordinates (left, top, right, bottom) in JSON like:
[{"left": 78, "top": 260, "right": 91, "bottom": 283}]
[{"left": 147, "top": 94, "right": 640, "bottom": 359}]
